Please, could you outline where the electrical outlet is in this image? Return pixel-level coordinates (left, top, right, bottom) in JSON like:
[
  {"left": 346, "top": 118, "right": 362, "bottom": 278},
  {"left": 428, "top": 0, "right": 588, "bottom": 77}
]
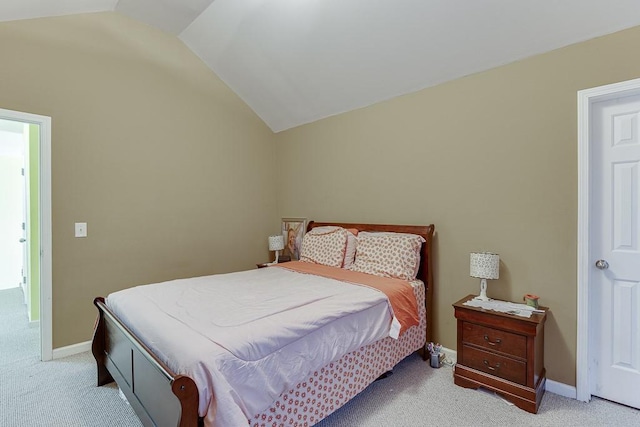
[{"left": 75, "top": 222, "right": 87, "bottom": 238}]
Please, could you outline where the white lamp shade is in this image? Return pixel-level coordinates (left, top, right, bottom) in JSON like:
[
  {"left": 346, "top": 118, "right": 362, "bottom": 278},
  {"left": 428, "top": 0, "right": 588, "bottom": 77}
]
[
  {"left": 268, "top": 235, "right": 285, "bottom": 251},
  {"left": 470, "top": 252, "right": 500, "bottom": 280}
]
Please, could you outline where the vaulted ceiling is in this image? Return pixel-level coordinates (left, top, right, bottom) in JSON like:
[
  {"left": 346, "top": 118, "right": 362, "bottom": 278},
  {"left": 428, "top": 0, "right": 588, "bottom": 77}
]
[{"left": 2, "top": 1, "right": 640, "bottom": 132}]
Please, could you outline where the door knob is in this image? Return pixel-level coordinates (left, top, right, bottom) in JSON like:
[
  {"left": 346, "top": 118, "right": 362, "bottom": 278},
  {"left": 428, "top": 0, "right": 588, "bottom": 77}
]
[
  {"left": 19, "top": 238, "right": 26, "bottom": 243},
  {"left": 595, "top": 259, "right": 609, "bottom": 270}
]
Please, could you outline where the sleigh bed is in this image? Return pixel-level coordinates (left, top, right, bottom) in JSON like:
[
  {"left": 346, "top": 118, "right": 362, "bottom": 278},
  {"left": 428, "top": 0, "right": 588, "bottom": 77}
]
[{"left": 92, "top": 221, "right": 435, "bottom": 427}]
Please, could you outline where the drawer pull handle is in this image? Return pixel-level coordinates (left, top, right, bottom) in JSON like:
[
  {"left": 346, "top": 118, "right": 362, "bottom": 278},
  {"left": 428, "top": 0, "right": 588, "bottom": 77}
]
[
  {"left": 483, "top": 360, "right": 501, "bottom": 371},
  {"left": 484, "top": 335, "right": 502, "bottom": 346}
]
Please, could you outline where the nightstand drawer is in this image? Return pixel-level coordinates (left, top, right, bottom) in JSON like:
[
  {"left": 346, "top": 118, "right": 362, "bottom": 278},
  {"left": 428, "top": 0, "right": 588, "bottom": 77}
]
[
  {"left": 461, "top": 322, "right": 526, "bottom": 359},
  {"left": 462, "top": 345, "right": 526, "bottom": 385}
]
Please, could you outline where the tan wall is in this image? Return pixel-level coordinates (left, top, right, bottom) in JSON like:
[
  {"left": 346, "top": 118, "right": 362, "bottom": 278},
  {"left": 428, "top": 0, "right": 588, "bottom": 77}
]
[
  {"left": 276, "top": 25, "right": 640, "bottom": 386},
  {"left": 0, "top": 12, "right": 278, "bottom": 348},
  {"left": 3, "top": 9, "right": 639, "bottom": 386}
]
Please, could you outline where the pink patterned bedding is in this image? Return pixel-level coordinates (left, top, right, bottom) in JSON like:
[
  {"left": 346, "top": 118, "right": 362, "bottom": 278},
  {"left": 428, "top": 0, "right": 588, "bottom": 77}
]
[
  {"left": 106, "top": 266, "right": 425, "bottom": 426},
  {"left": 251, "top": 281, "right": 426, "bottom": 426},
  {"left": 275, "top": 261, "right": 420, "bottom": 337}
]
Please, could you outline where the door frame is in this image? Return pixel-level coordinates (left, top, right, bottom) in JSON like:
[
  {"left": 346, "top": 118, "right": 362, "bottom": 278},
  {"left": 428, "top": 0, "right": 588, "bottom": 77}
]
[
  {"left": 0, "top": 108, "right": 52, "bottom": 362},
  {"left": 576, "top": 77, "right": 640, "bottom": 402},
  {"left": 22, "top": 135, "right": 30, "bottom": 305}
]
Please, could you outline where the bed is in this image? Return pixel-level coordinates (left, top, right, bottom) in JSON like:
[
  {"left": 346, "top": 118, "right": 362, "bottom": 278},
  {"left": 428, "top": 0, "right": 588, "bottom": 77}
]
[{"left": 92, "top": 221, "right": 435, "bottom": 427}]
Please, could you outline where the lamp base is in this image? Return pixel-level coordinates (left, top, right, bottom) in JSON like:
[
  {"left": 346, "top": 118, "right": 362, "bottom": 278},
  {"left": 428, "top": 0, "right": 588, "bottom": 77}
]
[{"left": 473, "top": 278, "right": 490, "bottom": 301}]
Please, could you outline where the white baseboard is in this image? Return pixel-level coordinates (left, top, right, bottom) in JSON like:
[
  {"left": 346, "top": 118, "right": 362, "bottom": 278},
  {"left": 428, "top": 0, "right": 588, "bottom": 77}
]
[
  {"left": 441, "top": 346, "right": 576, "bottom": 399},
  {"left": 545, "top": 379, "right": 576, "bottom": 399},
  {"left": 52, "top": 340, "right": 92, "bottom": 360}
]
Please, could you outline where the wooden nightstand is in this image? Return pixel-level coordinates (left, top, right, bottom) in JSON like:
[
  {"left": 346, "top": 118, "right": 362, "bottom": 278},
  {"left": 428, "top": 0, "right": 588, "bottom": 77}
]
[{"left": 453, "top": 295, "right": 547, "bottom": 413}]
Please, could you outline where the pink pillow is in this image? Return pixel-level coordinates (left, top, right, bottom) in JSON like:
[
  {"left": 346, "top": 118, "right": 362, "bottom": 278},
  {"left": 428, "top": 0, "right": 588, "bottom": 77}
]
[
  {"left": 300, "top": 227, "right": 349, "bottom": 267},
  {"left": 350, "top": 232, "right": 425, "bottom": 280}
]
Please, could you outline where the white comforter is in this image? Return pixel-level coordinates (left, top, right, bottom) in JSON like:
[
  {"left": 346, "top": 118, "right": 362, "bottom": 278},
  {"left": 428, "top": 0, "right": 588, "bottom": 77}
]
[{"left": 106, "top": 266, "right": 396, "bottom": 426}]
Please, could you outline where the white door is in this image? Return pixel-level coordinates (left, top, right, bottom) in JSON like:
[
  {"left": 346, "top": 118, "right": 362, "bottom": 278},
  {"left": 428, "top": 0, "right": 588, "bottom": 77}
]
[{"left": 590, "top": 93, "right": 640, "bottom": 409}]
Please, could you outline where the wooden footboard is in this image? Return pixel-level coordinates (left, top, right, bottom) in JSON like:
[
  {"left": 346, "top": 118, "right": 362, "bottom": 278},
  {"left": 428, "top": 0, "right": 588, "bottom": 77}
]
[{"left": 92, "top": 297, "right": 200, "bottom": 427}]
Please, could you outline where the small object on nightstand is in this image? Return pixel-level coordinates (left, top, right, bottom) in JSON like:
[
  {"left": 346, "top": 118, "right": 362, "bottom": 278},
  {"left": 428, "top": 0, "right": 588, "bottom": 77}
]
[
  {"left": 524, "top": 294, "right": 540, "bottom": 309},
  {"left": 453, "top": 294, "right": 547, "bottom": 413}
]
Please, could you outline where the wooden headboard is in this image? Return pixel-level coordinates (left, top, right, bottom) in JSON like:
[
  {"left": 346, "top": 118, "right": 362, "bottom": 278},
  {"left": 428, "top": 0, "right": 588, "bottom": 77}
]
[{"left": 307, "top": 221, "right": 436, "bottom": 343}]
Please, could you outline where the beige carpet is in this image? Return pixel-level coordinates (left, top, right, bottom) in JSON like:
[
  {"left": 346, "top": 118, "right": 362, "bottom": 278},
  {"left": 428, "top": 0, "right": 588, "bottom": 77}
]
[
  {"left": 0, "top": 287, "right": 140, "bottom": 426},
  {"left": 316, "top": 354, "right": 640, "bottom": 426},
  {"left": 0, "top": 287, "right": 39, "bottom": 366},
  {"left": 1, "top": 288, "right": 638, "bottom": 426}
]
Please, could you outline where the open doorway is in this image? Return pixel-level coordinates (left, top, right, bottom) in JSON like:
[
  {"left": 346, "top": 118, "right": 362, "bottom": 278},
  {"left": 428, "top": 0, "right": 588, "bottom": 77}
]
[
  {"left": 0, "top": 119, "right": 26, "bottom": 292},
  {"left": 0, "top": 119, "right": 39, "bottom": 363},
  {"left": 0, "top": 108, "right": 52, "bottom": 362}
]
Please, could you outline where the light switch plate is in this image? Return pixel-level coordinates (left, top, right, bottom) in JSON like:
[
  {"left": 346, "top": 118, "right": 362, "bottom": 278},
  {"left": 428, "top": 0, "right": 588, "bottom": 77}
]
[{"left": 75, "top": 222, "right": 87, "bottom": 238}]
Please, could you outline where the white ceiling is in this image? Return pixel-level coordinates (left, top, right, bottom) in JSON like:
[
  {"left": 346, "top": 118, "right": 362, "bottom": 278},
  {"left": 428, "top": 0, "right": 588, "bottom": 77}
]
[{"left": 2, "top": 1, "right": 640, "bottom": 132}]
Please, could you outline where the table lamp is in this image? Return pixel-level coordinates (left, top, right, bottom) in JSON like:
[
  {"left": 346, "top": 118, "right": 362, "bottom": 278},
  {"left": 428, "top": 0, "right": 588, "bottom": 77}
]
[
  {"left": 268, "top": 235, "right": 285, "bottom": 264},
  {"left": 470, "top": 252, "right": 500, "bottom": 301}
]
